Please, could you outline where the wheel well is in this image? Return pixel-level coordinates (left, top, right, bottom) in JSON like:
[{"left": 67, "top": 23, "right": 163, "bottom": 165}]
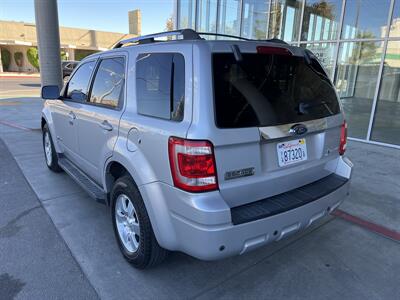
[
  {"left": 41, "top": 118, "right": 46, "bottom": 130},
  {"left": 105, "top": 161, "right": 128, "bottom": 194}
]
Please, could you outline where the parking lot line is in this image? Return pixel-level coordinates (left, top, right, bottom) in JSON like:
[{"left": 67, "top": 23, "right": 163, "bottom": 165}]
[{"left": 333, "top": 209, "right": 400, "bottom": 242}]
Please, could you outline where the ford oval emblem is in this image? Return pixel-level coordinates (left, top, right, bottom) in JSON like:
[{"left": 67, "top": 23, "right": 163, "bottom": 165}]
[{"left": 289, "top": 124, "right": 308, "bottom": 136}]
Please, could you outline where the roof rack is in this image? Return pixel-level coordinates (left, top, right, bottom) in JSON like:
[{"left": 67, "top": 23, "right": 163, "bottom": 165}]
[
  {"left": 113, "top": 28, "right": 288, "bottom": 48},
  {"left": 113, "top": 29, "right": 202, "bottom": 48}
]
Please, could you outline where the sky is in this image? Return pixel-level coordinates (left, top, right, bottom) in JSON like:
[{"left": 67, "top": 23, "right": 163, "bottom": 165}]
[{"left": 0, "top": 0, "right": 175, "bottom": 34}]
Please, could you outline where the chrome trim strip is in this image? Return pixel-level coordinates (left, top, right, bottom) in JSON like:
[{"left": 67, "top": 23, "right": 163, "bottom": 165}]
[{"left": 259, "top": 118, "right": 328, "bottom": 140}]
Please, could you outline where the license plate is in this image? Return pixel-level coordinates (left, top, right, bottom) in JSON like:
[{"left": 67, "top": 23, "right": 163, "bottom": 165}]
[{"left": 277, "top": 138, "right": 307, "bottom": 167}]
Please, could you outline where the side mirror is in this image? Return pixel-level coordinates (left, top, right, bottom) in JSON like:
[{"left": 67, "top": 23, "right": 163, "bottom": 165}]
[{"left": 41, "top": 85, "right": 60, "bottom": 99}]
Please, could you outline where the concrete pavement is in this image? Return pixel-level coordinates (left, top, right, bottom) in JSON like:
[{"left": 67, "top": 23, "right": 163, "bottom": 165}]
[
  {"left": 0, "top": 136, "right": 98, "bottom": 299},
  {"left": 0, "top": 95, "right": 399, "bottom": 299}
]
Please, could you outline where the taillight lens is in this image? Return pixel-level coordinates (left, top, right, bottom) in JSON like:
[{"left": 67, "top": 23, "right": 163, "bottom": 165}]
[
  {"left": 168, "top": 137, "right": 218, "bottom": 192},
  {"left": 339, "top": 121, "right": 347, "bottom": 155}
]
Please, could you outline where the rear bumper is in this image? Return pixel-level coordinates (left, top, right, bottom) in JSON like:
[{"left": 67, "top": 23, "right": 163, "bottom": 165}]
[{"left": 140, "top": 156, "right": 352, "bottom": 260}]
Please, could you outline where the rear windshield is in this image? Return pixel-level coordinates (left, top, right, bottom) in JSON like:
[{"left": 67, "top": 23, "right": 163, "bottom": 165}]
[{"left": 213, "top": 53, "right": 340, "bottom": 128}]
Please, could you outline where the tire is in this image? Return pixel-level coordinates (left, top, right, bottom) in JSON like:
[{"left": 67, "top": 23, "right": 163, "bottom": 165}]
[
  {"left": 42, "top": 124, "right": 62, "bottom": 172},
  {"left": 111, "top": 174, "right": 168, "bottom": 269}
]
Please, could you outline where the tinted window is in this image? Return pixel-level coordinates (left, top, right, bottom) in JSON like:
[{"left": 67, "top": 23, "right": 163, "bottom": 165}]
[
  {"left": 89, "top": 57, "right": 125, "bottom": 108},
  {"left": 213, "top": 53, "right": 340, "bottom": 128},
  {"left": 66, "top": 61, "right": 95, "bottom": 101},
  {"left": 136, "top": 53, "right": 184, "bottom": 121}
]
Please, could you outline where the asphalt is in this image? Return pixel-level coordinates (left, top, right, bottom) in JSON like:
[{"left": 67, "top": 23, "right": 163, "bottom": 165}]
[
  {"left": 0, "top": 138, "right": 99, "bottom": 299},
  {"left": 0, "top": 89, "right": 399, "bottom": 299}
]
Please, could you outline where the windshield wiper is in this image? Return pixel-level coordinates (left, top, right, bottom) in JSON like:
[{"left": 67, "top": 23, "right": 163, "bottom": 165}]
[{"left": 298, "top": 101, "right": 334, "bottom": 115}]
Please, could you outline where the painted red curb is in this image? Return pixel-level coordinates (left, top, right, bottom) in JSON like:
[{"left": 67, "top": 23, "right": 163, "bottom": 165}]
[
  {"left": 332, "top": 209, "right": 400, "bottom": 241},
  {"left": 0, "top": 120, "right": 35, "bottom": 131}
]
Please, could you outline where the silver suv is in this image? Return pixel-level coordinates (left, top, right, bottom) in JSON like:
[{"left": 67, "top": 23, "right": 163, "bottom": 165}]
[{"left": 41, "top": 29, "right": 353, "bottom": 269}]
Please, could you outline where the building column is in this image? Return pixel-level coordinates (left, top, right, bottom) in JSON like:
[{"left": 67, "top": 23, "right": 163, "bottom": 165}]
[
  {"left": 66, "top": 48, "right": 75, "bottom": 61},
  {"left": 34, "top": 0, "right": 63, "bottom": 90},
  {"left": 0, "top": 48, "right": 3, "bottom": 73}
]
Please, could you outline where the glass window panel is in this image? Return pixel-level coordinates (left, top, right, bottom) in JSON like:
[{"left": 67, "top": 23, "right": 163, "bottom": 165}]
[
  {"left": 178, "top": 0, "right": 196, "bottom": 29},
  {"left": 66, "top": 61, "right": 95, "bottom": 101},
  {"left": 218, "top": 0, "right": 241, "bottom": 36},
  {"left": 241, "top": 0, "right": 269, "bottom": 39},
  {"left": 301, "top": 42, "right": 336, "bottom": 78},
  {"left": 301, "top": 0, "right": 342, "bottom": 41},
  {"left": 341, "top": 0, "right": 391, "bottom": 39},
  {"left": 89, "top": 57, "right": 125, "bottom": 108},
  {"left": 388, "top": 0, "right": 400, "bottom": 37},
  {"left": 268, "top": 0, "right": 302, "bottom": 42},
  {"left": 198, "top": 0, "right": 218, "bottom": 32},
  {"left": 335, "top": 41, "right": 382, "bottom": 139},
  {"left": 371, "top": 41, "right": 400, "bottom": 145}
]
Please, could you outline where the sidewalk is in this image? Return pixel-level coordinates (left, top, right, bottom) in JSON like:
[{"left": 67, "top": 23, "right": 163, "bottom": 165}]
[
  {"left": 0, "top": 72, "right": 40, "bottom": 78},
  {"left": 0, "top": 138, "right": 99, "bottom": 299}
]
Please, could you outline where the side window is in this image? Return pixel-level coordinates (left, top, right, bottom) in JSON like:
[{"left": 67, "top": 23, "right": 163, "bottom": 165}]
[
  {"left": 136, "top": 53, "right": 185, "bottom": 121},
  {"left": 89, "top": 57, "right": 125, "bottom": 108},
  {"left": 66, "top": 61, "right": 95, "bottom": 101}
]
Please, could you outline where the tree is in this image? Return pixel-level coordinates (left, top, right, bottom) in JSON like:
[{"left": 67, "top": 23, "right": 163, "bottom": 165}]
[
  {"left": 27, "top": 47, "right": 40, "bottom": 71},
  {"left": 165, "top": 15, "right": 174, "bottom": 40},
  {"left": 1, "top": 48, "right": 11, "bottom": 71}
]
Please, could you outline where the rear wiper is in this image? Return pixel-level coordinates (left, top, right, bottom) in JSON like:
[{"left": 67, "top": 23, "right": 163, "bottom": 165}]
[{"left": 298, "top": 101, "right": 333, "bottom": 115}]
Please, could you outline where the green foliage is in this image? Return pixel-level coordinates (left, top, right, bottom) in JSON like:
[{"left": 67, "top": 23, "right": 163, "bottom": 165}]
[
  {"left": 1, "top": 48, "right": 11, "bottom": 71},
  {"left": 27, "top": 47, "right": 40, "bottom": 71},
  {"left": 14, "top": 52, "right": 23, "bottom": 68},
  {"left": 61, "top": 51, "right": 67, "bottom": 61}
]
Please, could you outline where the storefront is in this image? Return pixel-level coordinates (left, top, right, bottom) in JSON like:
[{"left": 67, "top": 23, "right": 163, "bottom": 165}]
[{"left": 175, "top": 0, "right": 400, "bottom": 148}]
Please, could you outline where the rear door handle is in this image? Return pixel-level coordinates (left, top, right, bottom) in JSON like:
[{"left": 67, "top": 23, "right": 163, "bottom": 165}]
[{"left": 99, "top": 120, "right": 113, "bottom": 131}]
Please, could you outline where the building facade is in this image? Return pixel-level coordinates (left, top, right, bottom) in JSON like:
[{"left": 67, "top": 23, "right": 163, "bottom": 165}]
[
  {"left": 0, "top": 19, "right": 140, "bottom": 73},
  {"left": 175, "top": 0, "right": 400, "bottom": 148}
]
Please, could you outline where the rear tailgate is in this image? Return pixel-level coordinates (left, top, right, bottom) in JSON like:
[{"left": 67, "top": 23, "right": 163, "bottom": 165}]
[{"left": 211, "top": 43, "right": 344, "bottom": 208}]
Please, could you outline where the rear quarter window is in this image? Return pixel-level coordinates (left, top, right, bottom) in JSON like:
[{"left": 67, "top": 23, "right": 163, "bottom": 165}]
[{"left": 136, "top": 53, "right": 185, "bottom": 121}]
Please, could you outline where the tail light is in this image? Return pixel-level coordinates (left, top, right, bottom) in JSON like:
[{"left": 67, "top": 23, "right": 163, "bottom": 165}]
[
  {"left": 168, "top": 137, "right": 218, "bottom": 192},
  {"left": 339, "top": 121, "right": 347, "bottom": 155}
]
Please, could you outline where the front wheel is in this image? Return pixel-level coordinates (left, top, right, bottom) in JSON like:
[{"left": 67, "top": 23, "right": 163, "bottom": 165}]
[
  {"left": 42, "top": 124, "right": 62, "bottom": 172},
  {"left": 111, "top": 175, "right": 168, "bottom": 269}
]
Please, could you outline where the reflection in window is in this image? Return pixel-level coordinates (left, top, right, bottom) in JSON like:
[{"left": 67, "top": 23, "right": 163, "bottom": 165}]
[
  {"left": 301, "top": 42, "right": 336, "bottom": 78},
  {"left": 268, "top": 0, "right": 302, "bottom": 42},
  {"left": 241, "top": 0, "right": 269, "bottom": 39},
  {"left": 371, "top": 41, "right": 400, "bottom": 145},
  {"left": 388, "top": 0, "right": 400, "bottom": 37},
  {"left": 198, "top": 0, "right": 218, "bottom": 33},
  {"left": 66, "top": 61, "right": 95, "bottom": 101},
  {"left": 90, "top": 57, "right": 125, "bottom": 108},
  {"left": 301, "top": 0, "right": 342, "bottom": 41},
  {"left": 218, "top": 0, "right": 241, "bottom": 36},
  {"left": 335, "top": 41, "right": 382, "bottom": 139},
  {"left": 341, "top": 0, "right": 391, "bottom": 39},
  {"left": 178, "top": 0, "right": 196, "bottom": 29}
]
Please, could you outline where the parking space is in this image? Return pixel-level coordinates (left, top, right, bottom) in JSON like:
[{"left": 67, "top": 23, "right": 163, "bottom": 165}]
[{"left": 0, "top": 89, "right": 399, "bottom": 299}]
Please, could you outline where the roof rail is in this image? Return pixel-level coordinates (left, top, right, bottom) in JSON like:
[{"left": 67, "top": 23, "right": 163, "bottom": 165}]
[
  {"left": 113, "top": 29, "right": 202, "bottom": 48},
  {"left": 197, "top": 32, "right": 251, "bottom": 41},
  {"left": 113, "top": 28, "right": 289, "bottom": 49}
]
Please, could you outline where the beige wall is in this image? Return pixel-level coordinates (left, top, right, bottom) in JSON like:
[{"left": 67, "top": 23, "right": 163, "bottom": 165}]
[{"left": 0, "top": 20, "right": 138, "bottom": 50}]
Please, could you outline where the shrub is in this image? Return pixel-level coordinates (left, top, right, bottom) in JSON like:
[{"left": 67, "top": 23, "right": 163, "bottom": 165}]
[
  {"left": 1, "top": 48, "right": 11, "bottom": 71},
  {"left": 14, "top": 52, "right": 23, "bottom": 68},
  {"left": 61, "top": 51, "right": 67, "bottom": 61},
  {"left": 27, "top": 47, "right": 40, "bottom": 71}
]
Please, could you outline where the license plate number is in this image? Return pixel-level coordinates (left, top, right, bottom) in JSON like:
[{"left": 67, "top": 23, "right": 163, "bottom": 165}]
[{"left": 277, "top": 139, "right": 307, "bottom": 167}]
